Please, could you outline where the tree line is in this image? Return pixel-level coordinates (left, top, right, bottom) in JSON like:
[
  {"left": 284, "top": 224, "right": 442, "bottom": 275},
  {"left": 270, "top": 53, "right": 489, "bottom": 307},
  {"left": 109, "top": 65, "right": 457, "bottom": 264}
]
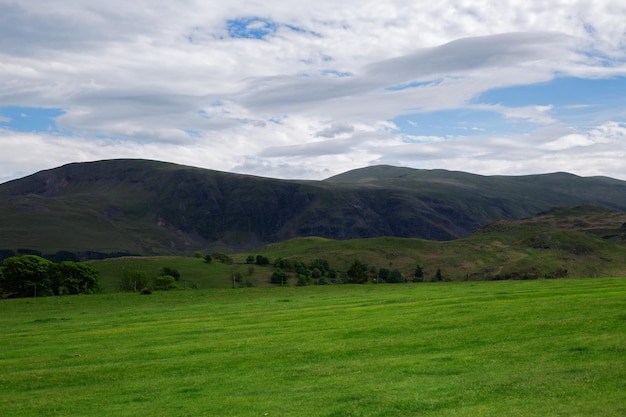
[{"left": 0, "top": 255, "right": 99, "bottom": 298}]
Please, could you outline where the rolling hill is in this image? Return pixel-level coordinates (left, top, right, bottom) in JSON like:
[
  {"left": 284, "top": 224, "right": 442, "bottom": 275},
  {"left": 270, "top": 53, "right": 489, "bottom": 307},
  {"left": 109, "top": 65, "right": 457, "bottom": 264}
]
[{"left": 1, "top": 159, "right": 626, "bottom": 256}]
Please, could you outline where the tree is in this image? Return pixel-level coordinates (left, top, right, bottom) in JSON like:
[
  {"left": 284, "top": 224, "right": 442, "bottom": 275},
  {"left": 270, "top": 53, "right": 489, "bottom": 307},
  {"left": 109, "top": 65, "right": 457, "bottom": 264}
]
[
  {"left": 120, "top": 270, "right": 149, "bottom": 292},
  {"left": 294, "top": 261, "right": 310, "bottom": 277},
  {"left": 413, "top": 264, "right": 424, "bottom": 282},
  {"left": 310, "top": 259, "right": 330, "bottom": 275},
  {"left": 204, "top": 254, "right": 213, "bottom": 263},
  {"left": 434, "top": 268, "right": 443, "bottom": 282},
  {"left": 270, "top": 269, "right": 289, "bottom": 285},
  {"left": 296, "top": 274, "right": 313, "bottom": 286},
  {"left": 255, "top": 255, "right": 270, "bottom": 265},
  {"left": 1, "top": 255, "right": 53, "bottom": 297},
  {"left": 153, "top": 275, "right": 179, "bottom": 290},
  {"left": 212, "top": 252, "right": 233, "bottom": 265},
  {"left": 161, "top": 267, "right": 180, "bottom": 281},
  {"left": 378, "top": 267, "right": 390, "bottom": 283},
  {"left": 49, "top": 261, "right": 99, "bottom": 295},
  {"left": 347, "top": 259, "right": 368, "bottom": 284},
  {"left": 245, "top": 255, "right": 255, "bottom": 264},
  {"left": 388, "top": 269, "right": 405, "bottom": 283}
]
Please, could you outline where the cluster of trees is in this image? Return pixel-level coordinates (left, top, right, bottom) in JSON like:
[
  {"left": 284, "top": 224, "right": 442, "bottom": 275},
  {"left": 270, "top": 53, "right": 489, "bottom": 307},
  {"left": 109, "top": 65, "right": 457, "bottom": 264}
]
[
  {"left": 0, "top": 255, "right": 99, "bottom": 298},
  {"left": 119, "top": 266, "right": 184, "bottom": 293},
  {"left": 242, "top": 254, "right": 444, "bottom": 286}
]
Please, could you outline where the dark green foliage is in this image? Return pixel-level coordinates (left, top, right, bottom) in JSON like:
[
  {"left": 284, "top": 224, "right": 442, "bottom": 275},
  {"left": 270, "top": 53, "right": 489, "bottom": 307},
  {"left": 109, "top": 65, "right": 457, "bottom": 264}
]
[
  {"left": 388, "top": 269, "right": 405, "bottom": 283},
  {"left": 310, "top": 258, "right": 330, "bottom": 275},
  {"left": 49, "top": 261, "right": 99, "bottom": 295},
  {"left": 153, "top": 275, "right": 179, "bottom": 290},
  {"left": 245, "top": 255, "right": 255, "bottom": 264},
  {"left": 1, "top": 255, "right": 52, "bottom": 297},
  {"left": 161, "top": 267, "right": 180, "bottom": 281},
  {"left": 212, "top": 252, "right": 233, "bottom": 265},
  {"left": 274, "top": 257, "right": 295, "bottom": 271},
  {"left": 347, "top": 259, "right": 368, "bottom": 284},
  {"left": 294, "top": 261, "right": 310, "bottom": 277},
  {"left": 204, "top": 254, "right": 213, "bottom": 263},
  {"left": 0, "top": 256, "right": 98, "bottom": 298},
  {"left": 296, "top": 274, "right": 313, "bottom": 286},
  {"left": 255, "top": 255, "right": 270, "bottom": 265},
  {"left": 413, "top": 264, "right": 424, "bottom": 282},
  {"left": 434, "top": 268, "right": 443, "bottom": 282},
  {"left": 378, "top": 267, "right": 390, "bottom": 282},
  {"left": 120, "top": 270, "right": 149, "bottom": 292},
  {"left": 271, "top": 269, "right": 289, "bottom": 285}
]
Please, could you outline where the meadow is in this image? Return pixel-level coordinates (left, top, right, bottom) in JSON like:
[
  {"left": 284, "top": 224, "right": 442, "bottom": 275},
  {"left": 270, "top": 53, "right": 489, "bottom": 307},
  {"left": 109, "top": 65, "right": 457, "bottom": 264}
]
[{"left": 0, "top": 278, "right": 624, "bottom": 416}]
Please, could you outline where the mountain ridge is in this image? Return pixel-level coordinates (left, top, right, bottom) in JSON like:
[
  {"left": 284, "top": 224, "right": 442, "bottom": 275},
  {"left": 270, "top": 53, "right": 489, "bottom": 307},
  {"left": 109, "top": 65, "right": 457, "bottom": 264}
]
[{"left": 1, "top": 159, "right": 625, "bottom": 255}]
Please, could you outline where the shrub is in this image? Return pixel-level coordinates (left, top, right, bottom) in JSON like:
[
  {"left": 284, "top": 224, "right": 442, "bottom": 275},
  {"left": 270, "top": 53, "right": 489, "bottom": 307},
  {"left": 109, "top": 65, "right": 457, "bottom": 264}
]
[{"left": 153, "top": 275, "right": 179, "bottom": 291}]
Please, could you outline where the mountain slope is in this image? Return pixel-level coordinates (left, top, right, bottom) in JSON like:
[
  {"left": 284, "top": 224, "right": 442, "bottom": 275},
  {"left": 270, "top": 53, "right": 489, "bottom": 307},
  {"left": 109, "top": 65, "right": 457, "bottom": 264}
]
[{"left": 1, "top": 159, "right": 626, "bottom": 255}]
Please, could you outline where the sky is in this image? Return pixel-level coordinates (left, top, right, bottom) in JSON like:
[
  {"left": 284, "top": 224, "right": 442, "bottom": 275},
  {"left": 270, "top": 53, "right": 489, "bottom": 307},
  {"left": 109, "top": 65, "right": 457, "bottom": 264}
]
[{"left": 1, "top": 1, "right": 625, "bottom": 183}]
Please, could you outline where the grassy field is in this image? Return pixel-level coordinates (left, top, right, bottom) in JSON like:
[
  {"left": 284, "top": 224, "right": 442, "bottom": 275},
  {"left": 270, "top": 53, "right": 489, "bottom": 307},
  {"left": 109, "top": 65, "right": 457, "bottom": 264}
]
[{"left": 1, "top": 278, "right": 624, "bottom": 416}]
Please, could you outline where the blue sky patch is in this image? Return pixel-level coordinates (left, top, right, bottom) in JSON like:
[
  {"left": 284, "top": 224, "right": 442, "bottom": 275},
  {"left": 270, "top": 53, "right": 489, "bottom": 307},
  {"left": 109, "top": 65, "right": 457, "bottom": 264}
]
[
  {"left": 477, "top": 76, "right": 626, "bottom": 128},
  {"left": 227, "top": 17, "right": 311, "bottom": 40},
  {"left": 0, "top": 106, "right": 64, "bottom": 133},
  {"left": 478, "top": 76, "right": 626, "bottom": 107},
  {"left": 385, "top": 79, "right": 442, "bottom": 92},
  {"left": 393, "top": 108, "right": 534, "bottom": 137},
  {"left": 227, "top": 18, "right": 278, "bottom": 39}
]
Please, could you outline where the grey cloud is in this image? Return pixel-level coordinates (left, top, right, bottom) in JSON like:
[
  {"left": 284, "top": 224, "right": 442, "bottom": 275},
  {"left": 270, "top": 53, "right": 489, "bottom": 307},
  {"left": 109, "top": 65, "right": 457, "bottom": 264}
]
[
  {"left": 315, "top": 122, "right": 354, "bottom": 138},
  {"left": 260, "top": 136, "right": 361, "bottom": 158},
  {"left": 236, "top": 32, "right": 571, "bottom": 115},
  {"left": 365, "top": 32, "right": 569, "bottom": 83},
  {"left": 0, "top": 3, "right": 129, "bottom": 56}
]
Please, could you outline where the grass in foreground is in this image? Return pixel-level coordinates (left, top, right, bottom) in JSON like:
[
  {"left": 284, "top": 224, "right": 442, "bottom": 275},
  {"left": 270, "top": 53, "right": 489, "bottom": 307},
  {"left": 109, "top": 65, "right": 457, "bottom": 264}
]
[{"left": 0, "top": 278, "right": 624, "bottom": 416}]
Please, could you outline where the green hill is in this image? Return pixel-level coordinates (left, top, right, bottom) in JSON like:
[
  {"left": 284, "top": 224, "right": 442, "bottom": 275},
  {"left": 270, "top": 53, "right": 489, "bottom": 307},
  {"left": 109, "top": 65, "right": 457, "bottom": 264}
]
[
  {"left": 87, "top": 206, "right": 626, "bottom": 292},
  {"left": 1, "top": 159, "right": 626, "bottom": 256}
]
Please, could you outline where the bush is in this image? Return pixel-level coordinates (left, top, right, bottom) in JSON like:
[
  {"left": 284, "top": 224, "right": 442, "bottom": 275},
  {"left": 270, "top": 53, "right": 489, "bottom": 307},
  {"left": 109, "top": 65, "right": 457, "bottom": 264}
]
[{"left": 153, "top": 275, "right": 179, "bottom": 291}]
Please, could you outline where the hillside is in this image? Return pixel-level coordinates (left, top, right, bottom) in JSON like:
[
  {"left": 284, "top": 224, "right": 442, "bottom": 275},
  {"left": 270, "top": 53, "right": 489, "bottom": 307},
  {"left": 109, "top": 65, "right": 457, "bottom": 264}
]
[
  {"left": 1, "top": 159, "right": 626, "bottom": 256},
  {"left": 83, "top": 205, "right": 626, "bottom": 292}
]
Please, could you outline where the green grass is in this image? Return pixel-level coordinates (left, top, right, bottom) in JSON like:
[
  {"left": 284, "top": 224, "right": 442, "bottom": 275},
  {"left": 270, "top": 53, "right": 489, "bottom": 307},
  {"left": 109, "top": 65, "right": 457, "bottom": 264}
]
[{"left": 1, "top": 278, "right": 624, "bottom": 416}]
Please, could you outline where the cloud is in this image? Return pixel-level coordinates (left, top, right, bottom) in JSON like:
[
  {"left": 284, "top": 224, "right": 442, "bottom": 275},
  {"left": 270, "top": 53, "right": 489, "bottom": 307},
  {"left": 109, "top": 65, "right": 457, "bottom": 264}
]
[
  {"left": 1, "top": 1, "right": 626, "bottom": 182},
  {"left": 315, "top": 123, "right": 355, "bottom": 138}
]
